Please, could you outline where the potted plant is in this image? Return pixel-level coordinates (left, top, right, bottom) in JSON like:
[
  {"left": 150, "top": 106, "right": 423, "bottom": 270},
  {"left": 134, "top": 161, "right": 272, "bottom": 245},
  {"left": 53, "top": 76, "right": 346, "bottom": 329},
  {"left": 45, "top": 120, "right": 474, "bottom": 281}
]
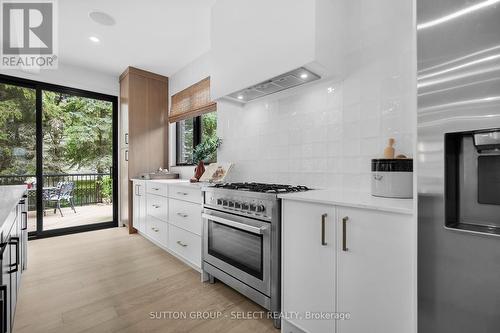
[{"left": 191, "top": 137, "right": 222, "bottom": 182}]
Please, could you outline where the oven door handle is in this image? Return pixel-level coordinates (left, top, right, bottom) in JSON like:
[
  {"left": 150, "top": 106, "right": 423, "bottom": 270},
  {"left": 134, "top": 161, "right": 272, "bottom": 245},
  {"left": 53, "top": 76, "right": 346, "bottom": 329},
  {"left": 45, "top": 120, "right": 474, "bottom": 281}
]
[{"left": 202, "top": 213, "right": 267, "bottom": 235}]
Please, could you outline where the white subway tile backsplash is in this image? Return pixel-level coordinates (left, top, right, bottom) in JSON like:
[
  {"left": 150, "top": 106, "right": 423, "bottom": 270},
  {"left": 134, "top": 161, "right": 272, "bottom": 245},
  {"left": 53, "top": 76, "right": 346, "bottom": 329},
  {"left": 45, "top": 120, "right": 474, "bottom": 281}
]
[{"left": 216, "top": 0, "right": 415, "bottom": 191}]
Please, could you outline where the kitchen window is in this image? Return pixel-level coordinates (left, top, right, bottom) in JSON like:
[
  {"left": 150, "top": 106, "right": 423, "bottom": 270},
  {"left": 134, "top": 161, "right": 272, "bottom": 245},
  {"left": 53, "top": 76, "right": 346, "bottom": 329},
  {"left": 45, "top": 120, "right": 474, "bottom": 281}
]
[{"left": 176, "top": 111, "right": 217, "bottom": 165}]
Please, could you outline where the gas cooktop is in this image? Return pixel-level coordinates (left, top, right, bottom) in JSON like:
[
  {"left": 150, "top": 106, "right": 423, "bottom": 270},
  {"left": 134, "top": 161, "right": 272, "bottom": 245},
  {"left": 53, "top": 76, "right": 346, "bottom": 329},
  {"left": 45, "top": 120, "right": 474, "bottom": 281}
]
[{"left": 212, "top": 182, "right": 310, "bottom": 194}]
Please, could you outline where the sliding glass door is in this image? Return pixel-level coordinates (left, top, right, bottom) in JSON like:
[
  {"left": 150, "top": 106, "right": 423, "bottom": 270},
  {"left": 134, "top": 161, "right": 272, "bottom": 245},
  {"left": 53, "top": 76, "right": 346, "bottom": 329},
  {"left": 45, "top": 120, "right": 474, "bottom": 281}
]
[
  {"left": 40, "top": 90, "right": 115, "bottom": 233},
  {"left": 0, "top": 75, "right": 118, "bottom": 238}
]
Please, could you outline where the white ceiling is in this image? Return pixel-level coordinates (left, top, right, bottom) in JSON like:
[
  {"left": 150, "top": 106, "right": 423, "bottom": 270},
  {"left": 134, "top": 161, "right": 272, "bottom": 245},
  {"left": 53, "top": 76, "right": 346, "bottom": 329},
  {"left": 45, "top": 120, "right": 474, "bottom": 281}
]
[{"left": 58, "top": 0, "right": 215, "bottom": 77}]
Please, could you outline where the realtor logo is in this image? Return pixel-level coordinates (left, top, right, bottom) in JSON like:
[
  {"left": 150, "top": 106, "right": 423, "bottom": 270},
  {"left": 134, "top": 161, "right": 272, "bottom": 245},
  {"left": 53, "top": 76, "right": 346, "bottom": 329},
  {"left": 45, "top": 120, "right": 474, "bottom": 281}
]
[{"left": 1, "top": 0, "right": 58, "bottom": 69}]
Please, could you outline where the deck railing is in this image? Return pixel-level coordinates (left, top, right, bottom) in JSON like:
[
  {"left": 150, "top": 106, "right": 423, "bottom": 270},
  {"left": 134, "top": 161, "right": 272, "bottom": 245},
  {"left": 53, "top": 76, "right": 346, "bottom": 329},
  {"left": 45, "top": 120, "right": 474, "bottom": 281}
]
[{"left": 0, "top": 173, "right": 111, "bottom": 211}]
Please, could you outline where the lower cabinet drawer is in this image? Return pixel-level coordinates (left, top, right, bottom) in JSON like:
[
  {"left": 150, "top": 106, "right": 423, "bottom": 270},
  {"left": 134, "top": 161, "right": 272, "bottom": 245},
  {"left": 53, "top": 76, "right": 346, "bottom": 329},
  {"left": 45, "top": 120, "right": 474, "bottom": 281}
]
[
  {"left": 168, "top": 185, "right": 201, "bottom": 204},
  {"left": 146, "top": 216, "right": 167, "bottom": 247},
  {"left": 146, "top": 181, "right": 168, "bottom": 197},
  {"left": 146, "top": 194, "right": 168, "bottom": 222},
  {"left": 168, "top": 224, "right": 201, "bottom": 268},
  {"left": 168, "top": 198, "right": 202, "bottom": 235}
]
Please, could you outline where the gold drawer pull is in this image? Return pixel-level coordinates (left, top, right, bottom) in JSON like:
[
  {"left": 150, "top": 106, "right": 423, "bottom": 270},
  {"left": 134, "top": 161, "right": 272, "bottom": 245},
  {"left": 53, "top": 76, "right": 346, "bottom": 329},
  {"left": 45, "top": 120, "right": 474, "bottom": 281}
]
[
  {"left": 321, "top": 213, "right": 327, "bottom": 246},
  {"left": 176, "top": 240, "right": 188, "bottom": 247},
  {"left": 151, "top": 227, "right": 159, "bottom": 232},
  {"left": 177, "top": 212, "right": 188, "bottom": 218},
  {"left": 342, "top": 216, "right": 349, "bottom": 251},
  {"left": 152, "top": 204, "right": 160, "bottom": 208},
  {"left": 176, "top": 191, "right": 188, "bottom": 196}
]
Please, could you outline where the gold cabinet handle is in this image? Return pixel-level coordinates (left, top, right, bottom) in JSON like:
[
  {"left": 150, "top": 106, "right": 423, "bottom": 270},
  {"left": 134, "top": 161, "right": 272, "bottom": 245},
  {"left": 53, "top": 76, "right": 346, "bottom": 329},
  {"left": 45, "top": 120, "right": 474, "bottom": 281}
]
[
  {"left": 177, "top": 212, "right": 188, "bottom": 218},
  {"left": 152, "top": 204, "right": 160, "bottom": 208},
  {"left": 177, "top": 191, "right": 188, "bottom": 196},
  {"left": 151, "top": 227, "right": 159, "bottom": 232},
  {"left": 321, "top": 213, "right": 327, "bottom": 246},
  {"left": 342, "top": 216, "right": 349, "bottom": 251},
  {"left": 177, "top": 240, "right": 188, "bottom": 247}
]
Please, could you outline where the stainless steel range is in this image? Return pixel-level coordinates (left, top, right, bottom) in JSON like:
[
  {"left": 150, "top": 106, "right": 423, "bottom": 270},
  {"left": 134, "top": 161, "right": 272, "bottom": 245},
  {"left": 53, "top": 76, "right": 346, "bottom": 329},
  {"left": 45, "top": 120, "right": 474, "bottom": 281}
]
[{"left": 201, "top": 183, "right": 310, "bottom": 329}]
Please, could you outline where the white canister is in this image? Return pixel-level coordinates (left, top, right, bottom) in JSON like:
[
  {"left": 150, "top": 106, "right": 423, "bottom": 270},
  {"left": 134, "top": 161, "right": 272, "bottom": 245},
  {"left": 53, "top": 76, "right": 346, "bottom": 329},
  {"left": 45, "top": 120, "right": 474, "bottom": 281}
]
[{"left": 371, "top": 159, "right": 413, "bottom": 199}]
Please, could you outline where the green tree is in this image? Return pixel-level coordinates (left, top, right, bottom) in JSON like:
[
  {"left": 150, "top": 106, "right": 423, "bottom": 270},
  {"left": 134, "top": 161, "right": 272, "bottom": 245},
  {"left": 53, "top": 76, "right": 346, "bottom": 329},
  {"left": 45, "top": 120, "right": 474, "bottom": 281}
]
[
  {"left": 62, "top": 96, "right": 112, "bottom": 173},
  {"left": 1, "top": 85, "right": 112, "bottom": 177},
  {"left": 0, "top": 83, "right": 36, "bottom": 175},
  {"left": 42, "top": 91, "right": 68, "bottom": 173}
]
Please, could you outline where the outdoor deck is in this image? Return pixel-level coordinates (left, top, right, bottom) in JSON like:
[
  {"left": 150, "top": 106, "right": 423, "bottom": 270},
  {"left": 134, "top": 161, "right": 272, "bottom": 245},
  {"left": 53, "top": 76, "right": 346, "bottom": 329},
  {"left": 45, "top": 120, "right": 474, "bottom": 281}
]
[{"left": 27, "top": 204, "right": 113, "bottom": 232}]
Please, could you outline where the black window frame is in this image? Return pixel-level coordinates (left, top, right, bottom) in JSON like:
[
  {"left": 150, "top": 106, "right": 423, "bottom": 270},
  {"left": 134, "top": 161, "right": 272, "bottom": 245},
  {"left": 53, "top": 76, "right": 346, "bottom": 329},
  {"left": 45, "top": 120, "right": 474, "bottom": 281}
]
[{"left": 176, "top": 114, "right": 217, "bottom": 166}]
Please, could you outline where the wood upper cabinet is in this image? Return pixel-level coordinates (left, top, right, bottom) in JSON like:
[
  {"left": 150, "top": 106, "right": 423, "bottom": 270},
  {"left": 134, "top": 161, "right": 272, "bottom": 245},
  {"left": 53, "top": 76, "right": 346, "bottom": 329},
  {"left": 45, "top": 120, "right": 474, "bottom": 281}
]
[{"left": 119, "top": 67, "right": 168, "bottom": 234}]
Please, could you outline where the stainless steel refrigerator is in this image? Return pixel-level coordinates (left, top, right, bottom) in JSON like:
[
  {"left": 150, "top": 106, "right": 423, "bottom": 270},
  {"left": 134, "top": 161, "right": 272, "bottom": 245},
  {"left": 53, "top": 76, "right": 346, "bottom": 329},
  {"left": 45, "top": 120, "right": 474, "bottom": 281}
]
[{"left": 418, "top": 0, "right": 500, "bottom": 332}]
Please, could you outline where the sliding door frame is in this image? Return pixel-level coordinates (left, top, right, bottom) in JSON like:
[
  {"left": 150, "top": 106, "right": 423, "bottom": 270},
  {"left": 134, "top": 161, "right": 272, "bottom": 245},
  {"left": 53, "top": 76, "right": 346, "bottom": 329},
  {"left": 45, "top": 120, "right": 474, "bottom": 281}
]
[{"left": 0, "top": 74, "right": 118, "bottom": 239}]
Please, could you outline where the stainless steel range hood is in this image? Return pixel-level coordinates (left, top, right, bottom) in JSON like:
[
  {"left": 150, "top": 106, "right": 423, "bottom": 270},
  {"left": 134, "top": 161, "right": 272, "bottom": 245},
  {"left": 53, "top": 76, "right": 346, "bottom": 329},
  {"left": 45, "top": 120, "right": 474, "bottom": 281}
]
[{"left": 226, "top": 67, "right": 320, "bottom": 103}]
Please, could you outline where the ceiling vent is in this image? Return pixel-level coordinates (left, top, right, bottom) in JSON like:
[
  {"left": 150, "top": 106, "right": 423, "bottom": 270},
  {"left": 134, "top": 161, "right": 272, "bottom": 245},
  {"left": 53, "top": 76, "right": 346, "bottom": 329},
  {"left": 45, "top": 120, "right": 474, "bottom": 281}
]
[{"left": 227, "top": 67, "right": 320, "bottom": 103}]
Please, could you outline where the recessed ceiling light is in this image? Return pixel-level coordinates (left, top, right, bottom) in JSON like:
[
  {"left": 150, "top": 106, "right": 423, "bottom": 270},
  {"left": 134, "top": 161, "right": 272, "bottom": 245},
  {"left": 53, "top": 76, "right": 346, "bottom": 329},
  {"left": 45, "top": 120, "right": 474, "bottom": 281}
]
[
  {"left": 237, "top": 95, "right": 244, "bottom": 100},
  {"left": 300, "top": 73, "right": 308, "bottom": 79},
  {"left": 89, "top": 11, "right": 116, "bottom": 26},
  {"left": 89, "top": 36, "right": 100, "bottom": 43}
]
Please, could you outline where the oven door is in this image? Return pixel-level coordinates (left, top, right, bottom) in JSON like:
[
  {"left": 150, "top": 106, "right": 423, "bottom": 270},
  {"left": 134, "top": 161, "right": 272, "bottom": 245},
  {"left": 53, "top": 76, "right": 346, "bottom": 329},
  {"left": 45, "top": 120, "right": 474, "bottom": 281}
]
[{"left": 202, "top": 209, "right": 271, "bottom": 296}]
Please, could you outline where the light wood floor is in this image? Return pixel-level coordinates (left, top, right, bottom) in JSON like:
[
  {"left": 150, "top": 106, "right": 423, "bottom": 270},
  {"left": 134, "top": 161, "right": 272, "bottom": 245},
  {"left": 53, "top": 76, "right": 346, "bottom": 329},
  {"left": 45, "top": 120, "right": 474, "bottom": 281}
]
[{"left": 14, "top": 227, "right": 276, "bottom": 333}]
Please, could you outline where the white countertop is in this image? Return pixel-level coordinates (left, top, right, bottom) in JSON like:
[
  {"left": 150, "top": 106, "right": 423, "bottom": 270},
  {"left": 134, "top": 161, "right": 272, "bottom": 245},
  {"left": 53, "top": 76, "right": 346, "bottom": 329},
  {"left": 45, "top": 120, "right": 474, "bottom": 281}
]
[
  {"left": 131, "top": 178, "right": 209, "bottom": 189},
  {"left": 278, "top": 189, "right": 414, "bottom": 215},
  {"left": 0, "top": 185, "right": 27, "bottom": 228}
]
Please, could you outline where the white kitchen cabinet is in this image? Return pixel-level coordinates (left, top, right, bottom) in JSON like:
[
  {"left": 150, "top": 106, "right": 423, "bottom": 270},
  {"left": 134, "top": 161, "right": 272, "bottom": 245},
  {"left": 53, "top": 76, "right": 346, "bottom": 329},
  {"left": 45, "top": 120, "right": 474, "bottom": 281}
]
[
  {"left": 146, "top": 181, "right": 168, "bottom": 197},
  {"left": 132, "top": 180, "right": 146, "bottom": 233},
  {"left": 168, "top": 184, "right": 202, "bottom": 204},
  {"left": 211, "top": 0, "right": 342, "bottom": 101},
  {"left": 133, "top": 180, "right": 203, "bottom": 271},
  {"left": 168, "top": 224, "right": 201, "bottom": 268},
  {"left": 146, "top": 216, "right": 168, "bottom": 247},
  {"left": 335, "top": 207, "right": 413, "bottom": 333},
  {"left": 281, "top": 199, "right": 414, "bottom": 333},
  {"left": 146, "top": 193, "right": 168, "bottom": 222},
  {"left": 168, "top": 198, "right": 202, "bottom": 235},
  {"left": 282, "top": 200, "right": 336, "bottom": 333}
]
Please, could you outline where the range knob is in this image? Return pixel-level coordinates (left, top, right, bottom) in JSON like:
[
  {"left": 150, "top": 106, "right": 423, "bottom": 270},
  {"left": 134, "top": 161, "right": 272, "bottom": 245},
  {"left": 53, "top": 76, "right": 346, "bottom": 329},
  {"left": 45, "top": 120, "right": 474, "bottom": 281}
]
[
  {"left": 242, "top": 202, "right": 250, "bottom": 210},
  {"left": 216, "top": 199, "right": 223, "bottom": 205},
  {"left": 222, "top": 199, "right": 228, "bottom": 206},
  {"left": 256, "top": 204, "right": 266, "bottom": 213}
]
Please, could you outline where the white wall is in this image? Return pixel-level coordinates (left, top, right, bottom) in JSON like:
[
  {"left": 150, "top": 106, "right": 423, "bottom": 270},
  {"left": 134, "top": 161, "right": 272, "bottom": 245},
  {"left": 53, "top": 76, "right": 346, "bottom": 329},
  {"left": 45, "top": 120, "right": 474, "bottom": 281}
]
[
  {"left": 217, "top": 0, "right": 416, "bottom": 191},
  {"left": 0, "top": 62, "right": 119, "bottom": 96}
]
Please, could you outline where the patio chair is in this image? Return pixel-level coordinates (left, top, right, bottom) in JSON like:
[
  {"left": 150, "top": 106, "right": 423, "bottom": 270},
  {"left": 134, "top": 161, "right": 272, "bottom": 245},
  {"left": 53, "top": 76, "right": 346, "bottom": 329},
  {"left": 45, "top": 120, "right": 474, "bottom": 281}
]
[{"left": 44, "top": 181, "right": 77, "bottom": 217}]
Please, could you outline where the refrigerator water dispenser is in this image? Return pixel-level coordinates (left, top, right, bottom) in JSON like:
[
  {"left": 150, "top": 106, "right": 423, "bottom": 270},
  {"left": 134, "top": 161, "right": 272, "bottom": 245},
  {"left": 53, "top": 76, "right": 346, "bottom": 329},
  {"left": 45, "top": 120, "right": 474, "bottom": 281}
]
[{"left": 445, "top": 129, "right": 500, "bottom": 235}]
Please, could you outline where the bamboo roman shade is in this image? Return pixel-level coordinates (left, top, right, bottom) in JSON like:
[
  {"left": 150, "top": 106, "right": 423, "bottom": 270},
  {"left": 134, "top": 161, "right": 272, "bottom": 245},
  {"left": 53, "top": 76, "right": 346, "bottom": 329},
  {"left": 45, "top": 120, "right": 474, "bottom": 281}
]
[{"left": 169, "top": 77, "right": 216, "bottom": 123}]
